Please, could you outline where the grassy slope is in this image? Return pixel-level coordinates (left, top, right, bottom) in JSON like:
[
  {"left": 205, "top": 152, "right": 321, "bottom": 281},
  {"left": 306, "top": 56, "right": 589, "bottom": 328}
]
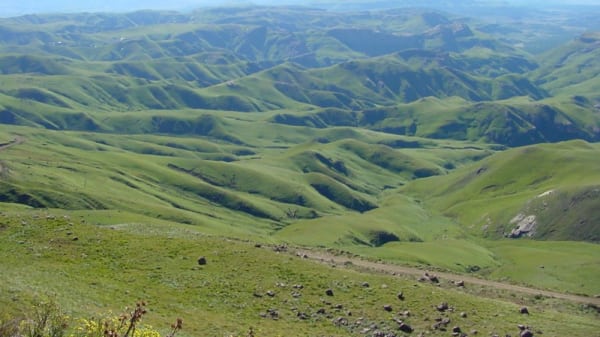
[
  {"left": 1, "top": 211, "right": 599, "bottom": 337},
  {"left": 2, "top": 125, "right": 599, "bottom": 296},
  {"left": 403, "top": 140, "right": 600, "bottom": 240}
]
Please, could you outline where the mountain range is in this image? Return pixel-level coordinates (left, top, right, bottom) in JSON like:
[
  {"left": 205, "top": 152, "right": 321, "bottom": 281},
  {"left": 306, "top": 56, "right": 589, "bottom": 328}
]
[{"left": 0, "top": 4, "right": 599, "bottom": 330}]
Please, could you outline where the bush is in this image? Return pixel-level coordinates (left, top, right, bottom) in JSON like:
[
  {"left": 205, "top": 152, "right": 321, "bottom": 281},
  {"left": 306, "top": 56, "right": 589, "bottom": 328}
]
[{"left": 0, "top": 300, "right": 181, "bottom": 337}]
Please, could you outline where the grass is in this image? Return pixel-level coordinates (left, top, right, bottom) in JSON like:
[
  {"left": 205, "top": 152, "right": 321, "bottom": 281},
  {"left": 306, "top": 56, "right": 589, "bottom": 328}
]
[
  {"left": 486, "top": 240, "right": 600, "bottom": 296},
  {"left": 1, "top": 124, "right": 599, "bottom": 297},
  {"left": 1, "top": 211, "right": 599, "bottom": 337},
  {"left": 403, "top": 140, "right": 600, "bottom": 239},
  {"left": 0, "top": 6, "right": 600, "bottom": 330}
]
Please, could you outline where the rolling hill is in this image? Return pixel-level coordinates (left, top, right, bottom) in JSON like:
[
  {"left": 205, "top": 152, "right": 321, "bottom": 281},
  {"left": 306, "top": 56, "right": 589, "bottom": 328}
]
[{"left": 1, "top": 4, "right": 600, "bottom": 334}]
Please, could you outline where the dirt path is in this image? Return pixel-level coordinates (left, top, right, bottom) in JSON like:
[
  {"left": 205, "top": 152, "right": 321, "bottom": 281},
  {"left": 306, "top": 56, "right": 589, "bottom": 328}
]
[
  {"left": 296, "top": 248, "right": 600, "bottom": 306},
  {"left": 0, "top": 136, "right": 24, "bottom": 152},
  {"left": 0, "top": 136, "right": 25, "bottom": 175}
]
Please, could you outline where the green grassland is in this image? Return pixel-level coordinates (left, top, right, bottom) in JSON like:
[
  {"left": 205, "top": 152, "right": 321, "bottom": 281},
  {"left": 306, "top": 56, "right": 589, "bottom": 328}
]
[
  {"left": 1, "top": 124, "right": 598, "bottom": 296},
  {"left": 1, "top": 211, "right": 599, "bottom": 337},
  {"left": 1, "top": 5, "right": 600, "bottom": 334}
]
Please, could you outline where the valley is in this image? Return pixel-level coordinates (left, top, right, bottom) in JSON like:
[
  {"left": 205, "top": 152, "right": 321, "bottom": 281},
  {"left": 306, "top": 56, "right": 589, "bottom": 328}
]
[{"left": 0, "top": 2, "right": 599, "bottom": 336}]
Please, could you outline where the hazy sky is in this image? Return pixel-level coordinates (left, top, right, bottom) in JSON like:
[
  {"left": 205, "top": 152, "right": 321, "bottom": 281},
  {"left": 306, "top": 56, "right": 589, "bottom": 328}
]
[{"left": 1, "top": 0, "right": 599, "bottom": 17}]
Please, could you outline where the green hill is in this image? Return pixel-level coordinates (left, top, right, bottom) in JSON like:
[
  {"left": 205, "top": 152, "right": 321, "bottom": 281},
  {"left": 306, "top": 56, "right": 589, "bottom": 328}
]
[
  {"left": 403, "top": 140, "right": 600, "bottom": 242},
  {"left": 1, "top": 4, "right": 600, "bottom": 328}
]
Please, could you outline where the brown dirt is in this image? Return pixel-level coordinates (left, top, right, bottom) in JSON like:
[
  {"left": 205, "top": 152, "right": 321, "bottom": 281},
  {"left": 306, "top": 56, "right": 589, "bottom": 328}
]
[
  {"left": 295, "top": 248, "right": 600, "bottom": 306},
  {"left": 0, "top": 136, "right": 24, "bottom": 175},
  {"left": 0, "top": 136, "right": 24, "bottom": 151}
]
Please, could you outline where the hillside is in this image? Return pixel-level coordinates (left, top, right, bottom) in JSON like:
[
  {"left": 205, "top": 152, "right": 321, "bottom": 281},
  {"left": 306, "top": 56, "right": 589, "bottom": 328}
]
[
  {"left": 403, "top": 140, "right": 600, "bottom": 242},
  {"left": 0, "top": 7, "right": 598, "bottom": 145},
  {"left": 1, "top": 4, "right": 600, "bottom": 332},
  {"left": 1, "top": 212, "right": 598, "bottom": 337}
]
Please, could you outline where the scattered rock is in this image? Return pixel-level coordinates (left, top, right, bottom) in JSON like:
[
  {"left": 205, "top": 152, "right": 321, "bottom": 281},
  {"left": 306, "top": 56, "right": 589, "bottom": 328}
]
[
  {"left": 332, "top": 316, "right": 348, "bottom": 326},
  {"left": 400, "top": 310, "right": 411, "bottom": 317},
  {"left": 436, "top": 302, "right": 449, "bottom": 312},
  {"left": 293, "top": 284, "right": 304, "bottom": 289},
  {"left": 254, "top": 243, "right": 262, "bottom": 248},
  {"left": 455, "top": 280, "right": 465, "bottom": 287},
  {"left": 452, "top": 326, "right": 462, "bottom": 333},
  {"left": 432, "top": 317, "right": 451, "bottom": 330},
  {"left": 397, "top": 291, "right": 405, "bottom": 300},
  {"left": 197, "top": 256, "right": 207, "bottom": 265},
  {"left": 460, "top": 312, "right": 467, "bottom": 318},
  {"left": 325, "top": 289, "right": 334, "bottom": 296},
  {"left": 398, "top": 322, "right": 413, "bottom": 333},
  {"left": 262, "top": 308, "right": 279, "bottom": 320},
  {"left": 519, "top": 306, "right": 529, "bottom": 314},
  {"left": 273, "top": 244, "right": 287, "bottom": 252},
  {"left": 297, "top": 312, "right": 309, "bottom": 320},
  {"left": 520, "top": 329, "right": 533, "bottom": 337},
  {"left": 266, "top": 290, "right": 275, "bottom": 297},
  {"left": 383, "top": 304, "right": 393, "bottom": 312},
  {"left": 362, "top": 282, "right": 370, "bottom": 287},
  {"left": 424, "top": 272, "right": 440, "bottom": 283},
  {"left": 316, "top": 308, "right": 326, "bottom": 314},
  {"left": 471, "top": 329, "right": 478, "bottom": 335}
]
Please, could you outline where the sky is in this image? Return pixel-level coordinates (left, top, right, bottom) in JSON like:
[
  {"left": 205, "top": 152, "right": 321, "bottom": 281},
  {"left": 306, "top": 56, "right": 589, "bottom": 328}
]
[{"left": 1, "top": 0, "right": 599, "bottom": 17}]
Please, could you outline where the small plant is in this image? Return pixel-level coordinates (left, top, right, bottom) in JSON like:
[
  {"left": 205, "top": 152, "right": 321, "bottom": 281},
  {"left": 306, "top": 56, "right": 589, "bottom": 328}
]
[
  {"left": 20, "top": 299, "right": 69, "bottom": 337},
  {"left": 71, "top": 301, "right": 181, "bottom": 337},
  {"left": 0, "top": 300, "right": 180, "bottom": 337}
]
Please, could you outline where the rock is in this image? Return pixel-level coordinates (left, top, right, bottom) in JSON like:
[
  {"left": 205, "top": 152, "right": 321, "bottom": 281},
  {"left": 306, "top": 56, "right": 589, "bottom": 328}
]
[
  {"left": 332, "top": 316, "right": 348, "bottom": 326},
  {"left": 432, "top": 317, "right": 451, "bottom": 330},
  {"left": 362, "top": 282, "right": 370, "bottom": 287},
  {"left": 297, "top": 312, "right": 309, "bottom": 320},
  {"left": 265, "top": 308, "right": 279, "bottom": 320},
  {"left": 471, "top": 329, "right": 478, "bottom": 335},
  {"left": 455, "top": 280, "right": 465, "bottom": 287},
  {"left": 266, "top": 290, "right": 275, "bottom": 297},
  {"left": 273, "top": 244, "right": 287, "bottom": 252},
  {"left": 397, "top": 291, "right": 405, "bottom": 300},
  {"left": 325, "top": 289, "right": 334, "bottom": 296},
  {"left": 519, "top": 306, "right": 529, "bottom": 314},
  {"left": 424, "top": 272, "right": 440, "bottom": 283},
  {"left": 317, "top": 308, "right": 326, "bottom": 314},
  {"left": 197, "top": 256, "right": 207, "bottom": 265},
  {"left": 401, "top": 310, "right": 411, "bottom": 317},
  {"left": 452, "top": 326, "right": 461, "bottom": 333},
  {"left": 436, "top": 302, "right": 449, "bottom": 311},
  {"left": 520, "top": 330, "right": 533, "bottom": 337},
  {"left": 383, "top": 304, "right": 393, "bottom": 312},
  {"left": 398, "top": 322, "right": 413, "bottom": 333},
  {"left": 460, "top": 312, "right": 467, "bottom": 318}
]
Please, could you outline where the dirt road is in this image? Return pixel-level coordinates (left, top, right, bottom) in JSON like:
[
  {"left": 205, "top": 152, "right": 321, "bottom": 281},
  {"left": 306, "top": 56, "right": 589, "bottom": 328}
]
[
  {"left": 0, "top": 136, "right": 25, "bottom": 175},
  {"left": 0, "top": 136, "right": 24, "bottom": 152},
  {"left": 296, "top": 248, "right": 600, "bottom": 306}
]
